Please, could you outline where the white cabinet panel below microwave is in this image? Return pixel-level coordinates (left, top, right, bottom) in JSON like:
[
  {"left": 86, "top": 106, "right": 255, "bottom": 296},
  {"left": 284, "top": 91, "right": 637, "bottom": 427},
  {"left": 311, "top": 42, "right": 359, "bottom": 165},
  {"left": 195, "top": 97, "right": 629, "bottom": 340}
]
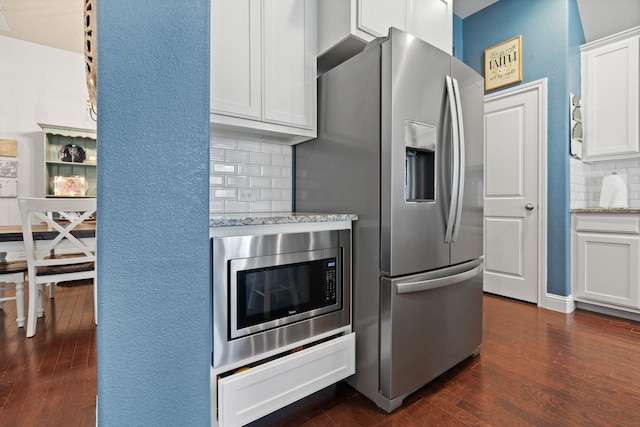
[{"left": 216, "top": 333, "right": 355, "bottom": 427}]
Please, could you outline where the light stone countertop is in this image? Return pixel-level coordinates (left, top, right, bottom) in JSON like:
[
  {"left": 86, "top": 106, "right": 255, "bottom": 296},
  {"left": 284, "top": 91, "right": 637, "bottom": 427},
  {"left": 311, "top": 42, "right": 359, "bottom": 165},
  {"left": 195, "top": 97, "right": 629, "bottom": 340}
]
[
  {"left": 210, "top": 212, "right": 358, "bottom": 227},
  {"left": 571, "top": 208, "right": 640, "bottom": 213}
]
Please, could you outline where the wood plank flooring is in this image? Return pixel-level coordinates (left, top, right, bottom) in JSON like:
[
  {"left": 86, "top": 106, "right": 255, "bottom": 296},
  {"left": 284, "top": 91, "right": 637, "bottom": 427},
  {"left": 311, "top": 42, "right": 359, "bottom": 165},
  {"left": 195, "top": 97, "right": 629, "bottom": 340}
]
[
  {"left": 0, "top": 282, "right": 96, "bottom": 427},
  {"left": 1, "top": 284, "right": 639, "bottom": 426},
  {"left": 249, "top": 293, "right": 640, "bottom": 426}
]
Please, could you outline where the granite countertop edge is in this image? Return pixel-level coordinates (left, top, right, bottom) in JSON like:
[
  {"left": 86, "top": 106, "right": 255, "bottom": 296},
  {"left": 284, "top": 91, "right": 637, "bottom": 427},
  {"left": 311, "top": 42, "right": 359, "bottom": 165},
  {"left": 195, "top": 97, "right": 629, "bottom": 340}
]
[
  {"left": 571, "top": 208, "right": 640, "bottom": 213},
  {"left": 210, "top": 212, "right": 359, "bottom": 227}
]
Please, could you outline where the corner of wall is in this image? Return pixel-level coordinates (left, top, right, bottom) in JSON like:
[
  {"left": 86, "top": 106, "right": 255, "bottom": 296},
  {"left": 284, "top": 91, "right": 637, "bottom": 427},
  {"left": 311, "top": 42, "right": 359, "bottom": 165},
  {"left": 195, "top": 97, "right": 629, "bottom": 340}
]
[{"left": 453, "top": 14, "right": 463, "bottom": 60}]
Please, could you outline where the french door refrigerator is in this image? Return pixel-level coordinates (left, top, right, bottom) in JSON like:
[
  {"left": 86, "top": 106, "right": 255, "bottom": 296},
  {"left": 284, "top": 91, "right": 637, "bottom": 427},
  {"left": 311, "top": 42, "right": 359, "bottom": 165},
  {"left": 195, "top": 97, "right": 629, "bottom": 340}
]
[{"left": 295, "top": 28, "right": 484, "bottom": 413}]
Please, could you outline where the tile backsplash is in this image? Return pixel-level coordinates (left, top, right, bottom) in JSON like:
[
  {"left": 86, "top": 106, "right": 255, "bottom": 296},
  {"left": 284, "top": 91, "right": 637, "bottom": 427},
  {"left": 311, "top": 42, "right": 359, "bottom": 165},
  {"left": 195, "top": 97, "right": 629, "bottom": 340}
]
[
  {"left": 210, "top": 135, "right": 292, "bottom": 214},
  {"left": 570, "top": 157, "right": 640, "bottom": 208},
  {"left": 210, "top": 137, "right": 640, "bottom": 213}
]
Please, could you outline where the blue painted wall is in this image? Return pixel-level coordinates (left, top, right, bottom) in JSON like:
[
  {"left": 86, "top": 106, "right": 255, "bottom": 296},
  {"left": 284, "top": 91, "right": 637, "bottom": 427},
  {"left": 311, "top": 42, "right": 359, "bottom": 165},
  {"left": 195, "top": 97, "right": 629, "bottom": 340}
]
[
  {"left": 463, "top": 0, "right": 584, "bottom": 296},
  {"left": 568, "top": 0, "right": 585, "bottom": 96},
  {"left": 96, "top": 1, "right": 211, "bottom": 425},
  {"left": 453, "top": 14, "right": 463, "bottom": 60}
]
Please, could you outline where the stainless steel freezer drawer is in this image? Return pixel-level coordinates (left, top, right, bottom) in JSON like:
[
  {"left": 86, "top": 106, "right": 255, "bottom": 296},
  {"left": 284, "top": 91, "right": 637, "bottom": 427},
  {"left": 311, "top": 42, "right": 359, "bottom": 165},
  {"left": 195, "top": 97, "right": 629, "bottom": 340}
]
[{"left": 379, "top": 259, "right": 483, "bottom": 400}]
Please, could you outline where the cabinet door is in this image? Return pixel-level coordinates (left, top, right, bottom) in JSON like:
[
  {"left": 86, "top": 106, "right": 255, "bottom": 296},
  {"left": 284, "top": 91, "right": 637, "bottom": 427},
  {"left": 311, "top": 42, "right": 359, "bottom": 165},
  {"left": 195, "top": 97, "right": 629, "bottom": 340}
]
[
  {"left": 576, "top": 232, "right": 640, "bottom": 308},
  {"left": 262, "top": 0, "right": 315, "bottom": 129},
  {"left": 410, "top": 0, "right": 452, "bottom": 55},
  {"left": 583, "top": 36, "right": 639, "bottom": 160},
  {"left": 357, "top": 0, "right": 409, "bottom": 38},
  {"left": 211, "top": 0, "right": 261, "bottom": 120}
]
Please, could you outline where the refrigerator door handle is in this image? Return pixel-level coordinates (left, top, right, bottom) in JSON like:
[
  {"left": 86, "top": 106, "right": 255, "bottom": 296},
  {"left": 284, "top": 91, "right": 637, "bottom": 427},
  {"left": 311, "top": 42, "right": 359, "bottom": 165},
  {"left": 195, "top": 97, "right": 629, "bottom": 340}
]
[
  {"left": 444, "top": 75, "right": 460, "bottom": 243},
  {"left": 451, "top": 77, "right": 466, "bottom": 242},
  {"left": 395, "top": 263, "right": 483, "bottom": 294}
]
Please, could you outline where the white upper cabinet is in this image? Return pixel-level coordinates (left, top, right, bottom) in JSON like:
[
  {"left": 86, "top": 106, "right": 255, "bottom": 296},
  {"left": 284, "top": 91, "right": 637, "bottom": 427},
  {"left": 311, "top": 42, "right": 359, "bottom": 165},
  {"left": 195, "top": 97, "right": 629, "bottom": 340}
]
[
  {"left": 581, "top": 27, "right": 640, "bottom": 161},
  {"left": 211, "top": 0, "right": 317, "bottom": 145},
  {"left": 411, "top": 0, "right": 453, "bottom": 56},
  {"left": 211, "top": 0, "right": 261, "bottom": 121},
  {"left": 357, "top": 0, "right": 408, "bottom": 38},
  {"left": 318, "top": 0, "right": 452, "bottom": 73}
]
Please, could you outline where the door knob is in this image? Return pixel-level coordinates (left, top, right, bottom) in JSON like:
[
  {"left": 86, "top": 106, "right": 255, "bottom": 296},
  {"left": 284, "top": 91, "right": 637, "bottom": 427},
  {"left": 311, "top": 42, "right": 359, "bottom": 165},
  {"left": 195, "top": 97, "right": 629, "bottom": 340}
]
[{"left": 525, "top": 203, "right": 535, "bottom": 211}]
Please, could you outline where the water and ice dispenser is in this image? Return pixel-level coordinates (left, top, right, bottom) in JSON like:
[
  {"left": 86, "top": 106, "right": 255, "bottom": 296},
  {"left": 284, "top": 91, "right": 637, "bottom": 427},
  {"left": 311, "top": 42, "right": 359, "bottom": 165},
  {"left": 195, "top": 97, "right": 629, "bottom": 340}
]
[{"left": 405, "top": 120, "right": 436, "bottom": 202}]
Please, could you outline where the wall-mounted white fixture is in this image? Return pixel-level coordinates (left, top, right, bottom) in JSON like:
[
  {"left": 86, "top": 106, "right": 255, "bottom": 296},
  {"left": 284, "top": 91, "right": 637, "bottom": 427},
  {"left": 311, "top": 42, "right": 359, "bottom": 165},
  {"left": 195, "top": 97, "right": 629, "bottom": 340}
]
[
  {"left": 570, "top": 93, "right": 583, "bottom": 159},
  {"left": 0, "top": 8, "right": 11, "bottom": 32}
]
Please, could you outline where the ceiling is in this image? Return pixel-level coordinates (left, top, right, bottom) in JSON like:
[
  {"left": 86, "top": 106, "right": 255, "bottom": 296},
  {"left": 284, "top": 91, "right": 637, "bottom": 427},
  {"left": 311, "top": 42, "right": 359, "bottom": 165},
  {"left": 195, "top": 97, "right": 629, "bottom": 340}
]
[
  {"left": 0, "top": 0, "right": 85, "bottom": 54},
  {"left": 0, "top": 0, "right": 638, "bottom": 54},
  {"left": 454, "top": 0, "right": 500, "bottom": 19},
  {"left": 574, "top": 0, "right": 640, "bottom": 42},
  {"left": 454, "top": 0, "right": 639, "bottom": 42}
]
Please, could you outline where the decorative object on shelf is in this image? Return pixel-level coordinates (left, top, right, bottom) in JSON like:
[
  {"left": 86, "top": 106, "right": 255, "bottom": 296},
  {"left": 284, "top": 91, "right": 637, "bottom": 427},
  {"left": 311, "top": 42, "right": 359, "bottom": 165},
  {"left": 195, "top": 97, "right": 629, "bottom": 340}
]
[
  {"left": 570, "top": 92, "right": 583, "bottom": 159},
  {"left": 484, "top": 35, "right": 522, "bottom": 91},
  {"left": 39, "top": 123, "right": 96, "bottom": 198},
  {"left": 59, "top": 144, "right": 86, "bottom": 163},
  {"left": 53, "top": 176, "right": 89, "bottom": 197},
  {"left": 84, "top": 0, "right": 97, "bottom": 121}
]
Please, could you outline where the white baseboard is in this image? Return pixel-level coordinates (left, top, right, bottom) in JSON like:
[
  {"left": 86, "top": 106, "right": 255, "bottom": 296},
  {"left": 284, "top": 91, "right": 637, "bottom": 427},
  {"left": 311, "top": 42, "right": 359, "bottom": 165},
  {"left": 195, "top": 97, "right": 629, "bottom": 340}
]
[
  {"left": 540, "top": 293, "right": 576, "bottom": 313},
  {"left": 575, "top": 301, "right": 640, "bottom": 322}
]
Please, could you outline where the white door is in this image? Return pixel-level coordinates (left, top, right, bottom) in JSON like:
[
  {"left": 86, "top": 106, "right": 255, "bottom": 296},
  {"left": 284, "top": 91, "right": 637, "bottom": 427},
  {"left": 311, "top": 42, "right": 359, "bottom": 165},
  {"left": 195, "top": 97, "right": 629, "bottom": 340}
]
[{"left": 483, "top": 80, "right": 547, "bottom": 303}]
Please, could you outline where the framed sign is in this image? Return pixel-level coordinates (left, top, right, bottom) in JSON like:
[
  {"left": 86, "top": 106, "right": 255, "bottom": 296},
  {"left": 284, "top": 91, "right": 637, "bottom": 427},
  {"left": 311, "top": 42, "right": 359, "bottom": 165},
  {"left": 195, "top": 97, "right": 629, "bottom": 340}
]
[{"left": 484, "top": 35, "right": 522, "bottom": 91}]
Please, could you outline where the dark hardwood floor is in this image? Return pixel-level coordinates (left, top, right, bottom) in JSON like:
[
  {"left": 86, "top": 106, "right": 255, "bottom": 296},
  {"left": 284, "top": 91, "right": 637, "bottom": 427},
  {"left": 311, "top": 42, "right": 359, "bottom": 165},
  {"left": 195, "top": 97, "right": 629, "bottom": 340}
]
[
  {"left": 0, "top": 281, "right": 96, "bottom": 427},
  {"left": 250, "top": 294, "right": 640, "bottom": 427},
  {"left": 1, "top": 283, "right": 639, "bottom": 426}
]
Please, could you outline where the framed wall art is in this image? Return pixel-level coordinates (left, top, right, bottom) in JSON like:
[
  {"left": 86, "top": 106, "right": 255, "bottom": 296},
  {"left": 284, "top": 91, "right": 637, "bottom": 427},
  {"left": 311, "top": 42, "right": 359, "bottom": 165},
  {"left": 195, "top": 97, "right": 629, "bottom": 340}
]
[{"left": 484, "top": 35, "right": 522, "bottom": 91}]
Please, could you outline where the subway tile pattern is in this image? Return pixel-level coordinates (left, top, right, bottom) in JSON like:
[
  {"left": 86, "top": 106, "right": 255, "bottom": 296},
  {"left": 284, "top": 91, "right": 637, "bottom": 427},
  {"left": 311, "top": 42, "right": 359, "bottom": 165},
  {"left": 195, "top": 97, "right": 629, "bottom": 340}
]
[
  {"left": 211, "top": 138, "right": 640, "bottom": 213},
  {"left": 210, "top": 135, "right": 292, "bottom": 214},
  {"left": 570, "top": 157, "right": 640, "bottom": 209}
]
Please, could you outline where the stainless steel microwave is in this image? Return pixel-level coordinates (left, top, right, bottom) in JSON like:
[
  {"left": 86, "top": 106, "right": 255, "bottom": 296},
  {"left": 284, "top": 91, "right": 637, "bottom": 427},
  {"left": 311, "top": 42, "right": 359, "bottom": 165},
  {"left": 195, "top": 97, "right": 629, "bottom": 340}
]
[{"left": 212, "top": 229, "right": 351, "bottom": 368}]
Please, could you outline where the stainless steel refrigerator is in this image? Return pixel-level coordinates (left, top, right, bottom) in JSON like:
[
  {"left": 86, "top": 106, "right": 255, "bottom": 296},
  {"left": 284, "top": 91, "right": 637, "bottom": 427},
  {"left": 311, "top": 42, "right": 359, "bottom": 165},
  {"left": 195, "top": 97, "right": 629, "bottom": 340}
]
[{"left": 295, "top": 28, "right": 484, "bottom": 412}]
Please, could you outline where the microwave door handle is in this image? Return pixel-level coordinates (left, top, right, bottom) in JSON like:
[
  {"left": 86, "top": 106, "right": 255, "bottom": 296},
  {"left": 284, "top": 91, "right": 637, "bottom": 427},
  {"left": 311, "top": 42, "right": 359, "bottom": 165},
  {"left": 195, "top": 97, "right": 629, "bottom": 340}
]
[
  {"left": 395, "top": 263, "right": 483, "bottom": 294},
  {"left": 444, "top": 75, "right": 460, "bottom": 243},
  {"left": 451, "top": 76, "right": 466, "bottom": 242}
]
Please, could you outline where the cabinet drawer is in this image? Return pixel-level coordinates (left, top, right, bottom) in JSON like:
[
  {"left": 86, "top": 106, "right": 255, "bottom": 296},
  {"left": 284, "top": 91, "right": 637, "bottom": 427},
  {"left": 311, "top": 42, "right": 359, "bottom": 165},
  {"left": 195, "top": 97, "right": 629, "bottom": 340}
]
[
  {"left": 574, "top": 214, "right": 640, "bottom": 234},
  {"left": 217, "top": 333, "right": 355, "bottom": 427}
]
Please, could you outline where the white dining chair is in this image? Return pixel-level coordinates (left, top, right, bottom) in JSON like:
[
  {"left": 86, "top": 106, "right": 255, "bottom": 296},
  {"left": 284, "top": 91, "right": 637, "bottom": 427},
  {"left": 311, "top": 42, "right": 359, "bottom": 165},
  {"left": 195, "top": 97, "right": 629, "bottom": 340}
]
[
  {"left": 19, "top": 197, "right": 97, "bottom": 338},
  {"left": 0, "top": 258, "right": 28, "bottom": 328}
]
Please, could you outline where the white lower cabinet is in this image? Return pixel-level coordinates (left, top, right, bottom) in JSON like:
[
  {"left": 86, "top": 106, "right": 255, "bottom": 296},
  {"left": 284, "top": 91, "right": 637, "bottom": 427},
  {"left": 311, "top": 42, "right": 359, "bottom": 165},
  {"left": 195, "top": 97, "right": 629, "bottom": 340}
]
[
  {"left": 573, "top": 214, "right": 640, "bottom": 312},
  {"left": 212, "top": 332, "right": 355, "bottom": 427}
]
